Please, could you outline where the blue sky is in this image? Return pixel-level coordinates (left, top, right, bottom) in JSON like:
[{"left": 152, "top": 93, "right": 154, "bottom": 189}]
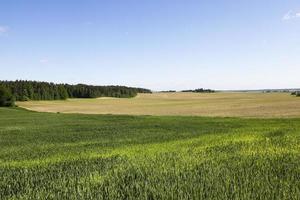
[{"left": 0, "top": 0, "right": 299, "bottom": 90}]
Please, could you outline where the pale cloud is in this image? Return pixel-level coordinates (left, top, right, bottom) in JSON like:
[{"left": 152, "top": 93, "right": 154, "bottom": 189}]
[
  {"left": 262, "top": 40, "right": 267, "bottom": 47},
  {"left": 0, "top": 26, "right": 9, "bottom": 35},
  {"left": 84, "top": 21, "right": 93, "bottom": 25},
  {"left": 283, "top": 10, "right": 300, "bottom": 20},
  {"left": 39, "top": 59, "right": 49, "bottom": 64}
]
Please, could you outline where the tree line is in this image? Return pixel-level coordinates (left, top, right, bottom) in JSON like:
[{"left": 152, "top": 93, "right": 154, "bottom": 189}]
[
  {"left": 291, "top": 91, "right": 300, "bottom": 97},
  {"left": 181, "top": 88, "right": 215, "bottom": 93},
  {"left": 0, "top": 80, "right": 152, "bottom": 103}
]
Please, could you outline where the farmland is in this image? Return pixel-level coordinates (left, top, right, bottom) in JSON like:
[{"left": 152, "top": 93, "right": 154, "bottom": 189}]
[
  {"left": 1, "top": 106, "right": 300, "bottom": 199},
  {"left": 17, "top": 92, "right": 300, "bottom": 118},
  {"left": 3, "top": 0, "right": 300, "bottom": 199}
]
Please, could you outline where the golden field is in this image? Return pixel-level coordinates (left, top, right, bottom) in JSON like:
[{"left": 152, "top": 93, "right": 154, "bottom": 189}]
[{"left": 17, "top": 92, "right": 300, "bottom": 118}]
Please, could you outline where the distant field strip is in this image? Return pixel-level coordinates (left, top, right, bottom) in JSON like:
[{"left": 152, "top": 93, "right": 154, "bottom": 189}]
[{"left": 17, "top": 92, "right": 300, "bottom": 117}]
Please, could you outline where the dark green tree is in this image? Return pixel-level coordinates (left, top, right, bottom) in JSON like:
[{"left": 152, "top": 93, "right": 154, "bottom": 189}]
[
  {"left": 58, "top": 85, "right": 69, "bottom": 100},
  {"left": 0, "top": 80, "right": 152, "bottom": 101},
  {"left": 0, "top": 86, "right": 15, "bottom": 107}
]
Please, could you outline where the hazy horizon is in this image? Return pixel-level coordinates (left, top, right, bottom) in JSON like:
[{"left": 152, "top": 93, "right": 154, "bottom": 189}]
[{"left": 1, "top": 1, "right": 299, "bottom": 91}]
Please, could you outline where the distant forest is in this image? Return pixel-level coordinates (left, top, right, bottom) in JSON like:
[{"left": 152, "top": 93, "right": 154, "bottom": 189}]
[
  {"left": 0, "top": 80, "right": 152, "bottom": 101},
  {"left": 181, "top": 88, "right": 215, "bottom": 93},
  {"left": 291, "top": 91, "right": 300, "bottom": 97}
]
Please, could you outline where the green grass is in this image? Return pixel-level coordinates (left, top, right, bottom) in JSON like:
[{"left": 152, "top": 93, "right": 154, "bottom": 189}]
[{"left": 1, "top": 107, "right": 300, "bottom": 199}]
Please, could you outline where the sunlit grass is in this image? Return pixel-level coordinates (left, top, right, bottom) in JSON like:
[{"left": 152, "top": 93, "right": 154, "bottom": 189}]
[{"left": 1, "top": 107, "right": 300, "bottom": 199}]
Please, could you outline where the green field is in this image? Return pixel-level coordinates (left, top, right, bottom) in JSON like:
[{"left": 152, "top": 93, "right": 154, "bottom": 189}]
[{"left": 1, "top": 107, "right": 300, "bottom": 199}]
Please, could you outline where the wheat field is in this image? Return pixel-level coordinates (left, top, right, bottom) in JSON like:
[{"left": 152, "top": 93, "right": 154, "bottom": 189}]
[
  {"left": 1, "top": 107, "right": 300, "bottom": 199},
  {"left": 17, "top": 92, "right": 300, "bottom": 118}
]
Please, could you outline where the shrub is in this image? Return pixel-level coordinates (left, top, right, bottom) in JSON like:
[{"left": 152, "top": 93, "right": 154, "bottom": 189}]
[{"left": 0, "top": 86, "right": 15, "bottom": 107}]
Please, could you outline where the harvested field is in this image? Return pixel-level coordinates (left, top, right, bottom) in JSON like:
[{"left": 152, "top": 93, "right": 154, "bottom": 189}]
[{"left": 17, "top": 92, "right": 300, "bottom": 117}]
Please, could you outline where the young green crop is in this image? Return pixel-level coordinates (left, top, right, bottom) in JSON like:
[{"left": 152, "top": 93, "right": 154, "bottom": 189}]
[{"left": 1, "top": 107, "right": 300, "bottom": 199}]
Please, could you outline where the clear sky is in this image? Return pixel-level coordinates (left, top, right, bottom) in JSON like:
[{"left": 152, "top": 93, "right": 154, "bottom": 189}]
[{"left": 0, "top": 0, "right": 299, "bottom": 90}]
